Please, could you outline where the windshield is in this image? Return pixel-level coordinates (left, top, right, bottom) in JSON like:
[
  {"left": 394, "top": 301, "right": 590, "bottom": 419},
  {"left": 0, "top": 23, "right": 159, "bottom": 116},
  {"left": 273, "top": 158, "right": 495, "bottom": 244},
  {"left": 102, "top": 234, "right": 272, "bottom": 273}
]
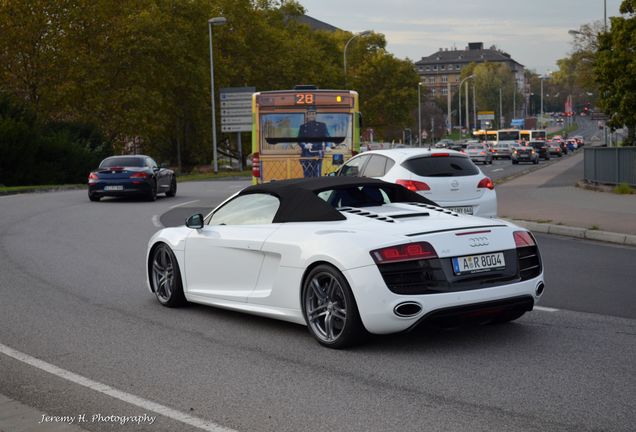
[
  {"left": 467, "top": 144, "right": 484, "bottom": 150},
  {"left": 498, "top": 131, "right": 519, "bottom": 141},
  {"left": 533, "top": 131, "right": 547, "bottom": 140},
  {"left": 402, "top": 156, "right": 478, "bottom": 177},
  {"left": 260, "top": 112, "right": 351, "bottom": 153}
]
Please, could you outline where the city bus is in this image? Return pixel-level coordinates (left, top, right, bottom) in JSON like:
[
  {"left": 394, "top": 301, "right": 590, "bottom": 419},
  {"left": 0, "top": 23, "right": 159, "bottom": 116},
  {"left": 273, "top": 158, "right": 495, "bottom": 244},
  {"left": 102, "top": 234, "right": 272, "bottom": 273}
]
[
  {"left": 251, "top": 87, "right": 360, "bottom": 183},
  {"left": 497, "top": 129, "right": 520, "bottom": 142},
  {"left": 520, "top": 129, "right": 547, "bottom": 142},
  {"left": 473, "top": 130, "right": 497, "bottom": 142}
]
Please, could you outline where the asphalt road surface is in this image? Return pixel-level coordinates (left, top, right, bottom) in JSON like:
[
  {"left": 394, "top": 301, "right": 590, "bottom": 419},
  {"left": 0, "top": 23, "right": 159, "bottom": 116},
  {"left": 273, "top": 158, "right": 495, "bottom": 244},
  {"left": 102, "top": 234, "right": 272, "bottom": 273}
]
[{"left": 1, "top": 180, "right": 635, "bottom": 432}]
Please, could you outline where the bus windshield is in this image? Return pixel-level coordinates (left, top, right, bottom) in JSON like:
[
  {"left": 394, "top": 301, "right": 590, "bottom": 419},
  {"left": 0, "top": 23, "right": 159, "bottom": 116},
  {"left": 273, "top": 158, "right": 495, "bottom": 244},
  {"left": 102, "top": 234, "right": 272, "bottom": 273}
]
[
  {"left": 261, "top": 112, "right": 350, "bottom": 149},
  {"left": 498, "top": 130, "right": 520, "bottom": 141}
]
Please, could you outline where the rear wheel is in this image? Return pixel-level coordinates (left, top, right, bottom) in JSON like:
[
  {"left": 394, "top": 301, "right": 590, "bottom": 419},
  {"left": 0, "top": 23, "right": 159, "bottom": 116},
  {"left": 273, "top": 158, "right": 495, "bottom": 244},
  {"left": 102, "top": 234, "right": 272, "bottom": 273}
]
[
  {"left": 165, "top": 176, "right": 177, "bottom": 197},
  {"left": 302, "top": 264, "right": 365, "bottom": 349},
  {"left": 147, "top": 180, "right": 157, "bottom": 201},
  {"left": 150, "top": 243, "right": 186, "bottom": 307},
  {"left": 88, "top": 192, "right": 101, "bottom": 202}
]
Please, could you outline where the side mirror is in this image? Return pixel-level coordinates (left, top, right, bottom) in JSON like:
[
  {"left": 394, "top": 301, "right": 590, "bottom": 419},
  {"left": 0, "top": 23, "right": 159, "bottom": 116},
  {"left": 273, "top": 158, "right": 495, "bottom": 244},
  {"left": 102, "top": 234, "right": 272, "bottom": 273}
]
[{"left": 185, "top": 213, "right": 204, "bottom": 229}]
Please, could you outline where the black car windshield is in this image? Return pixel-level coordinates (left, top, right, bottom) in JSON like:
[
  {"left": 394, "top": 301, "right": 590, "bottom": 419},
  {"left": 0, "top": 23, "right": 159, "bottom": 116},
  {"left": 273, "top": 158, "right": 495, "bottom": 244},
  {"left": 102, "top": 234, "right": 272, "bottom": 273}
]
[{"left": 100, "top": 157, "right": 145, "bottom": 168}]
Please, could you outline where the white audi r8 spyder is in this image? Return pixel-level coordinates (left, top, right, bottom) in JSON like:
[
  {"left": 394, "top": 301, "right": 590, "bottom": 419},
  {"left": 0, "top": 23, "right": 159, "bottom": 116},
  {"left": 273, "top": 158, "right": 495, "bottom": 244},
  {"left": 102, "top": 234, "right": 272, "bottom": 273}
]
[{"left": 146, "top": 177, "right": 544, "bottom": 348}]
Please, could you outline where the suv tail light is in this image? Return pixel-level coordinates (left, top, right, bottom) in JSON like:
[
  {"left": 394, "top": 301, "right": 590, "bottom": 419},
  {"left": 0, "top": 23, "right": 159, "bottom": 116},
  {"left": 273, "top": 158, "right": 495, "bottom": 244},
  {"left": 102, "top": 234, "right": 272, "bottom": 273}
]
[
  {"left": 370, "top": 242, "right": 438, "bottom": 264},
  {"left": 514, "top": 231, "right": 536, "bottom": 248},
  {"left": 88, "top": 172, "right": 98, "bottom": 184},
  {"left": 252, "top": 152, "right": 260, "bottom": 178},
  {"left": 396, "top": 179, "right": 430, "bottom": 192},
  {"left": 477, "top": 177, "right": 494, "bottom": 190}
]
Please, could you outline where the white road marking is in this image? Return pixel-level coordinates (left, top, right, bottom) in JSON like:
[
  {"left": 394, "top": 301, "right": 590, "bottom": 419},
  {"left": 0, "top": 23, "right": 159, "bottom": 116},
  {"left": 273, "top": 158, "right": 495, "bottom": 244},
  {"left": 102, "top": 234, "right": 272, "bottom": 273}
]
[
  {"left": 0, "top": 343, "right": 238, "bottom": 432},
  {"left": 492, "top": 168, "right": 504, "bottom": 172},
  {"left": 151, "top": 215, "right": 163, "bottom": 228},
  {"left": 169, "top": 200, "right": 199, "bottom": 210},
  {"left": 534, "top": 306, "right": 559, "bottom": 312}
]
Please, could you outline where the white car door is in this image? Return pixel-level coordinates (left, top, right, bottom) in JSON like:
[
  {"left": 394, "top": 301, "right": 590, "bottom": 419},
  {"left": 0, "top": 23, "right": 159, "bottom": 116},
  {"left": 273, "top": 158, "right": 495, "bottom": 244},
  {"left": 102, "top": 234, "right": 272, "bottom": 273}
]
[{"left": 184, "top": 193, "right": 280, "bottom": 302}]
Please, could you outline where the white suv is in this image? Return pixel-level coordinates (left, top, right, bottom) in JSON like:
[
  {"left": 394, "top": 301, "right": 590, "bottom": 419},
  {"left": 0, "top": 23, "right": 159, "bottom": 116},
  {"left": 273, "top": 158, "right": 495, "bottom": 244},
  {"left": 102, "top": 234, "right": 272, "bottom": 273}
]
[{"left": 336, "top": 148, "right": 497, "bottom": 217}]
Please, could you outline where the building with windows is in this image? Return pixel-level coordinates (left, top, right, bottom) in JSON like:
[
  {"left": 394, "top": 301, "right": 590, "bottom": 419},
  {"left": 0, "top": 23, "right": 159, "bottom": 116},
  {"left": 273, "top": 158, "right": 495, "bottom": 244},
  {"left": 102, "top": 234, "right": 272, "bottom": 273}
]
[{"left": 415, "top": 42, "right": 526, "bottom": 97}]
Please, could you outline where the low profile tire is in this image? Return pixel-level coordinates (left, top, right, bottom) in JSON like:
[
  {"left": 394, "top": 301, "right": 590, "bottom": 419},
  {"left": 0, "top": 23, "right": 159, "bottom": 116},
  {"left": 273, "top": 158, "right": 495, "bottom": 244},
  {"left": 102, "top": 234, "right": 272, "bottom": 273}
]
[
  {"left": 150, "top": 243, "right": 186, "bottom": 307},
  {"left": 165, "top": 176, "right": 177, "bottom": 197},
  {"left": 147, "top": 180, "right": 157, "bottom": 201},
  {"left": 490, "top": 310, "right": 526, "bottom": 324},
  {"left": 302, "top": 264, "right": 365, "bottom": 349},
  {"left": 88, "top": 192, "right": 101, "bottom": 202},
  {"left": 512, "top": 160, "right": 518, "bottom": 165}
]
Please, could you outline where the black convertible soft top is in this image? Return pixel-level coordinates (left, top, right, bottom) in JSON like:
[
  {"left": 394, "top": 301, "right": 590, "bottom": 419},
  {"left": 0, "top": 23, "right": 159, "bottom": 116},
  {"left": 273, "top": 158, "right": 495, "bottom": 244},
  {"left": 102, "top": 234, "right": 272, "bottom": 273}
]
[{"left": 239, "top": 177, "right": 435, "bottom": 223}]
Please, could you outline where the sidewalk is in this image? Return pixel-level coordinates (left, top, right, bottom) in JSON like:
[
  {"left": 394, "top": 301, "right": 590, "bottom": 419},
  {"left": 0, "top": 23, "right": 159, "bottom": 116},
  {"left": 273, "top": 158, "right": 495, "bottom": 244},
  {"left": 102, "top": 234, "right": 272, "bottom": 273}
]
[{"left": 497, "top": 151, "right": 636, "bottom": 244}]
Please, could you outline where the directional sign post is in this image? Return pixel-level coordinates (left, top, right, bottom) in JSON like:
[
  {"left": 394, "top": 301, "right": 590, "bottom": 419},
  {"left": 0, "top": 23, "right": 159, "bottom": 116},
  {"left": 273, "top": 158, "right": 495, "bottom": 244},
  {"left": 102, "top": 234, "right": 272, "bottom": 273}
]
[{"left": 220, "top": 87, "right": 255, "bottom": 170}]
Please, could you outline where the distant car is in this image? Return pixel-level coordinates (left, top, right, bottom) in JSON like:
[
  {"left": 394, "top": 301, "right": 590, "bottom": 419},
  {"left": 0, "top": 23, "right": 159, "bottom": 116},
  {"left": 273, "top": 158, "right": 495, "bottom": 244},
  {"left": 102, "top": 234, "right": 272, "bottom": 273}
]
[
  {"left": 493, "top": 142, "right": 514, "bottom": 159},
  {"left": 573, "top": 136, "right": 585, "bottom": 147},
  {"left": 88, "top": 155, "right": 176, "bottom": 202},
  {"left": 336, "top": 148, "right": 497, "bottom": 217},
  {"left": 529, "top": 141, "right": 550, "bottom": 160},
  {"left": 147, "top": 177, "right": 544, "bottom": 348},
  {"left": 566, "top": 139, "right": 578, "bottom": 151},
  {"left": 547, "top": 143, "right": 563, "bottom": 157},
  {"left": 465, "top": 143, "right": 493, "bottom": 165},
  {"left": 511, "top": 146, "right": 539, "bottom": 165},
  {"left": 434, "top": 139, "right": 455, "bottom": 149}
]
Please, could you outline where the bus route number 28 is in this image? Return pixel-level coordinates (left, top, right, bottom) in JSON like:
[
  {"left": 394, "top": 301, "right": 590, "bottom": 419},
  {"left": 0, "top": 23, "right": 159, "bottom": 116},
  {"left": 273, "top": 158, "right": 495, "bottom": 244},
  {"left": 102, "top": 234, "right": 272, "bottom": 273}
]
[{"left": 295, "top": 93, "right": 314, "bottom": 105}]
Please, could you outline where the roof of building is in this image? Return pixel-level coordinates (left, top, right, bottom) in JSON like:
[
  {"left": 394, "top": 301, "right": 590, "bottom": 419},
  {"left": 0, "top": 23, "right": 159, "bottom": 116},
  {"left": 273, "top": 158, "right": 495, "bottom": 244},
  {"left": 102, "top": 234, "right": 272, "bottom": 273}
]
[
  {"left": 415, "top": 42, "right": 524, "bottom": 68},
  {"left": 292, "top": 14, "right": 341, "bottom": 32}
]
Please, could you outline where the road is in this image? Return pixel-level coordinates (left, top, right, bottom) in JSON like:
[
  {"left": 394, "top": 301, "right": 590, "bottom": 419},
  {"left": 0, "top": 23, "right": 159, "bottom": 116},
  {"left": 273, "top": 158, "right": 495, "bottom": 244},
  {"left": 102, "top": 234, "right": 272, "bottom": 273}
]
[{"left": 1, "top": 180, "right": 635, "bottom": 432}]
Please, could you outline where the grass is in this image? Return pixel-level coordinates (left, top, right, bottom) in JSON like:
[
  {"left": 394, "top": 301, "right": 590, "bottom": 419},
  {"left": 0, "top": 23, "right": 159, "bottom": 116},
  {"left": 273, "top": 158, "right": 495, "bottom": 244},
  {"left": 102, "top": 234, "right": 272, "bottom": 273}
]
[
  {"left": 613, "top": 182, "right": 634, "bottom": 195},
  {"left": 177, "top": 170, "right": 251, "bottom": 182},
  {"left": 589, "top": 225, "right": 600, "bottom": 230},
  {"left": 0, "top": 183, "right": 84, "bottom": 195}
]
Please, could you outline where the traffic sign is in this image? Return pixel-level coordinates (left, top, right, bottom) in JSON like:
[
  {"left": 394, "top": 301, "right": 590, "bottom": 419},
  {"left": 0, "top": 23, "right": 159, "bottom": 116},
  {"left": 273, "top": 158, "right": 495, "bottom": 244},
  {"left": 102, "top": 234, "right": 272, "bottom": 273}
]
[
  {"left": 221, "top": 116, "right": 252, "bottom": 124},
  {"left": 222, "top": 124, "right": 252, "bottom": 132},
  {"left": 221, "top": 108, "right": 251, "bottom": 116}
]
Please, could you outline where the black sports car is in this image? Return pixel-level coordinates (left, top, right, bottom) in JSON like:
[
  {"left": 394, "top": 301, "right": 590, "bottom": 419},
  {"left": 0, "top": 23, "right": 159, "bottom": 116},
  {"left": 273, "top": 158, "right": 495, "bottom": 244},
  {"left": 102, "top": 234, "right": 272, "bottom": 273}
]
[{"left": 88, "top": 155, "right": 176, "bottom": 202}]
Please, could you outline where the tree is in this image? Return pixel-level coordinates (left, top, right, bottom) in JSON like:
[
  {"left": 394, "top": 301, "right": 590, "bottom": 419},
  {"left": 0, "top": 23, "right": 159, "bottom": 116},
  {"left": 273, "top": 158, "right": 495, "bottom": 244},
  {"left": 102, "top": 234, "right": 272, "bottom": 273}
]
[{"left": 595, "top": 0, "right": 636, "bottom": 144}]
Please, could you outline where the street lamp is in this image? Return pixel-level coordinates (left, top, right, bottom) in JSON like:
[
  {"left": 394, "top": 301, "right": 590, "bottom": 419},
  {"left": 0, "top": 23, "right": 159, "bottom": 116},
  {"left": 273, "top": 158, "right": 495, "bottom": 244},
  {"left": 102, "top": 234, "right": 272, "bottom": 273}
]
[
  {"left": 540, "top": 71, "right": 550, "bottom": 129},
  {"left": 208, "top": 16, "right": 227, "bottom": 173},
  {"left": 343, "top": 30, "right": 372, "bottom": 86},
  {"left": 418, "top": 82, "right": 424, "bottom": 146},
  {"left": 458, "top": 74, "right": 474, "bottom": 138}
]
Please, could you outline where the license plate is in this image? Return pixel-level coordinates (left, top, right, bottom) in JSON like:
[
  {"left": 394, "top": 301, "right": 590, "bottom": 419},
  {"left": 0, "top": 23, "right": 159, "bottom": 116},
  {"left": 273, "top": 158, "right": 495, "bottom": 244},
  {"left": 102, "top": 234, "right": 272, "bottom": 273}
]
[
  {"left": 452, "top": 252, "right": 505, "bottom": 275},
  {"left": 104, "top": 185, "right": 123, "bottom": 191},
  {"left": 446, "top": 206, "right": 473, "bottom": 215}
]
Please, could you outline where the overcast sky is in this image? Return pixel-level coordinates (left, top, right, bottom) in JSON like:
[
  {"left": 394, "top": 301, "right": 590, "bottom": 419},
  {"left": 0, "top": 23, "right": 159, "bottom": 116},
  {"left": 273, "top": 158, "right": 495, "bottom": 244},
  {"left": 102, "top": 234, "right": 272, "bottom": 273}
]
[{"left": 299, "top": 0, "right": 623, "bottom": 73}]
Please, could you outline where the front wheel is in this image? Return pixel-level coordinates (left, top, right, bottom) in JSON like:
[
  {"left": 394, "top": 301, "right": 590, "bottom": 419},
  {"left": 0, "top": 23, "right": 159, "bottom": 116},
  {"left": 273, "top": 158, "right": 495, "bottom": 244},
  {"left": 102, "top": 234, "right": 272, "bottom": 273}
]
[
  {"left": 147, "top": 180, "right": 157, "bottom": 201},
  {"left": 150, "top": 243, "right": 186, "bottom": 307},
  {"left": 302, "top": 264, "right": 365, "bottom": 349}
]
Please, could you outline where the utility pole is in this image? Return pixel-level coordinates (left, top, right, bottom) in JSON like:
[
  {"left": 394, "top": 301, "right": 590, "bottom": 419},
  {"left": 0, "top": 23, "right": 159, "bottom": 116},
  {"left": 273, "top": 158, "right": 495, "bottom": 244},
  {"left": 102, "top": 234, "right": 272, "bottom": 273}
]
[{"left": 465, "top": 81, "right": 469, "bottom": 133}]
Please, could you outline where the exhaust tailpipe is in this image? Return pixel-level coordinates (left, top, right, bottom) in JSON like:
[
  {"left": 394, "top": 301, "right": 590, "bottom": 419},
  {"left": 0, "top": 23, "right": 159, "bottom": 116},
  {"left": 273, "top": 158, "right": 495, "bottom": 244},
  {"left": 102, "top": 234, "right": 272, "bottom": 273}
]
[
  {"left": 394, "top": 302, "right": 422, "bottom": 318},
  {"left": 536, "top": 282, "right": 545, "bottom": 296}
]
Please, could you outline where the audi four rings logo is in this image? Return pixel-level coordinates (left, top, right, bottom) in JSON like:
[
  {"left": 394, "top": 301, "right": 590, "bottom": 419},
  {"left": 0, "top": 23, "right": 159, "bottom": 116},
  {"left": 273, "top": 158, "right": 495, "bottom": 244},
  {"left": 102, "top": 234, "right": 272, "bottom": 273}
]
[{"left": 469, "top": 237, "right": 489, "bottom": 247}]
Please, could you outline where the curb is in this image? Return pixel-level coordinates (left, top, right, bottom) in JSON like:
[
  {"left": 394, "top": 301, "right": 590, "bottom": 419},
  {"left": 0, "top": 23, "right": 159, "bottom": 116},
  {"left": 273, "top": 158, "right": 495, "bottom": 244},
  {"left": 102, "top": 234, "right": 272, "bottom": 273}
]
[{"left": 507, "top": 219, "right": 636, "bottom": 247}]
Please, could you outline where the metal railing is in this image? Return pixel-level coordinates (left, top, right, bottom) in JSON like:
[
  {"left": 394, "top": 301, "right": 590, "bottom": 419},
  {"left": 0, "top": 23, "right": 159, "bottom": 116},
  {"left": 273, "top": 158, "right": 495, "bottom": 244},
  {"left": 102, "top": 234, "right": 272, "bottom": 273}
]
[{"left": 584, "top": 147, "right": 636, "bottom": 186}]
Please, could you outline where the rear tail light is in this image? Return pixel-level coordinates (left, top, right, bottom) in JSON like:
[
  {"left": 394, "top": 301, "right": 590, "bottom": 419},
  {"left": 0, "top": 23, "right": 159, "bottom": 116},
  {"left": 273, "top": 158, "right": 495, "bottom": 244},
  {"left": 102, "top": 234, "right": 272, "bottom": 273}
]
[
  {"left": 88, "top": 172, "right": 98, "bottom": 184},
  {"left": 252, "top": 152, "right": 260, "bottom": 178},
  {"left": 370, "top": 242, "right": 438, "bottom": 264},
  {"left": 130, "top": 172, "right": 150, "bottom": 178},
  {"left": 477, "top": 177, "right": 494, "bottom": 190},
  {"left": 480, "top": 151, "right": 486, "bottom": 155},
  {"left": 514, "top": 231, "right": 536, "bottom": 248},
  {"left": 396, "top": 179, "right": 430, "bottom": 192}
]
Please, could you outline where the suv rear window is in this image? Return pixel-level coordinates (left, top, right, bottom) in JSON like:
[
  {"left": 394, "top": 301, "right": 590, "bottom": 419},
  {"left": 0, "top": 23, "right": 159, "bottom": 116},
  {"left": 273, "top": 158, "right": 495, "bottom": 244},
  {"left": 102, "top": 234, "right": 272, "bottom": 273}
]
[{"left": 401, "top": 156, "right": 479, "bottom": 177}]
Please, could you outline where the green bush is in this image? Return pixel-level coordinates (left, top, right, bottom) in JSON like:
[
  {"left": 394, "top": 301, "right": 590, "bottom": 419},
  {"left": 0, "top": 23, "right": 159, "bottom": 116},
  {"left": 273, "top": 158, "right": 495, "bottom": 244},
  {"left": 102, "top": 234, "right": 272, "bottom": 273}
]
[
  {"left": 0, "top": 95, "right": 111, "bottom": 186},
  {"left": 613, "top": 182, "right": 634, "bottom": 194}
]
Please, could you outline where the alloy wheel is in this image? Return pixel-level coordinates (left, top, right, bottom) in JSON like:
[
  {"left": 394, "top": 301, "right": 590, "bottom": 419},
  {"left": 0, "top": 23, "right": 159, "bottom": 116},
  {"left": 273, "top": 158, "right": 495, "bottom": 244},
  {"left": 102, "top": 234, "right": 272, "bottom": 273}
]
[{"left": 305, "top": 271, "right": 348, "bottom": 343}]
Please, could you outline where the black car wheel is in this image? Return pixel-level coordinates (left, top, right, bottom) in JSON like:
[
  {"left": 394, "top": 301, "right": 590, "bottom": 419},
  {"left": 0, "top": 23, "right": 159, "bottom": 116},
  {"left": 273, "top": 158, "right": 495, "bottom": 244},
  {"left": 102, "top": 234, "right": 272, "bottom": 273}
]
[
  {"left": 88, "top": 192, "right": 101, "bottom": 202},
  {"left": 302, "top": 264, "right": 365, "bottom": 349},
  {"left": 147, "top": 180, "right": 157, "bottom": 201},
  {"left": 150, "top": 243, "right": 186, "bottom": 307},
  {"left": 165, "top": 176, "right": 177, "bottom": 197}
]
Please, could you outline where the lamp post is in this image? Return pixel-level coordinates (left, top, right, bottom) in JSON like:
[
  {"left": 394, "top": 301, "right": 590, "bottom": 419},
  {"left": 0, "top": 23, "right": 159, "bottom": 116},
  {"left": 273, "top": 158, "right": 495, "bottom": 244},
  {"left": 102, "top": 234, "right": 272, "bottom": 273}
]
[
  {"left": 208, "top": 16, "right": 227, "bottom": 173},
  {"left": 343, "top": 30, "right": 372, "bottom": 86},
  {"left": 540, "top": 72, "right": 550, "bottom": 129},
  {"left": 418, "top": 82, "right": 424, "bottom": 146},
  {"left": 458, "top": 74, "right": 474, "bottom": 139}
]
